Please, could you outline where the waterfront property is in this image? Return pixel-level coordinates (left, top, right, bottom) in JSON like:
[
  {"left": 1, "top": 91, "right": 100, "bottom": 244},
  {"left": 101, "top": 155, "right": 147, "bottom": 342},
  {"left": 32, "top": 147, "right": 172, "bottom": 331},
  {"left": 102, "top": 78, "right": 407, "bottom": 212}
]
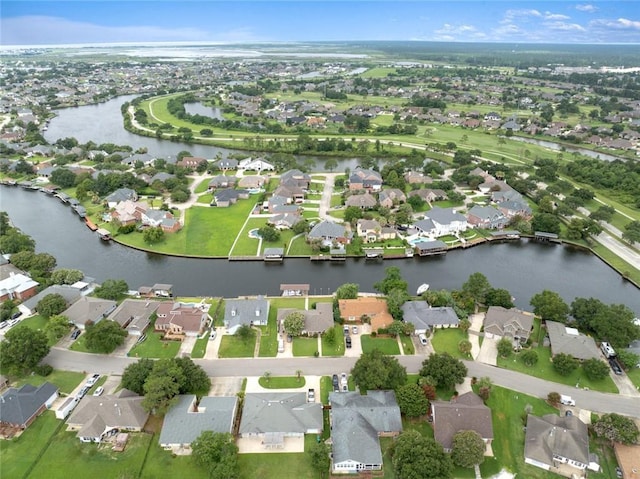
[
  {"left": 400, "top": 301, "right": 459, "bottom": 334},
  {"left": 108, "top": 298, "right": 161, "bottom": 336},
  {"left": 545, "top": 320, "right": 601, "bottom": 361},
  {"left": 155, "top": 302, "right": 209, "bottom": 338},
  {"left": 62, "top": 296, "right": 117, "bottom": 330},
  {"left": 484, "top": 306, "right": 535, "bottom": 346},
  {"left": 224, "top": 297, "right": 270, "bottom": 334}
]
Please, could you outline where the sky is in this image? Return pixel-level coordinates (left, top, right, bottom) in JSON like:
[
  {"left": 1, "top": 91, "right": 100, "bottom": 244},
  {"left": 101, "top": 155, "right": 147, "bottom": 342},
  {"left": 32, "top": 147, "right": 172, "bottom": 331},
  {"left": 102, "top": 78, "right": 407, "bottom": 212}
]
[{"left": 1, "top": 1, "right": 639, "bottom": 46}]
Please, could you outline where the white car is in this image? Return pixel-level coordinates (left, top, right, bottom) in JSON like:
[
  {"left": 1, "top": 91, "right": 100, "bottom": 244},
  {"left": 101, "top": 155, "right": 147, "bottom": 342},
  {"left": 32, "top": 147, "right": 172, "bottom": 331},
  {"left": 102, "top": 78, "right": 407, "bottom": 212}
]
[
  {"left": 209, "top": 329, "right": 217, "bottom": 341},
  {"left": 418, "top": 333, "right": 428, "bottom": 346},
  {"left": 93, "top": 386, "right": 104, "bottom": 396},
  {"left": 352, "top": 326, "right": 358, "bottom": 335},
  {"left": 86, "top": 374, "right": 100, "bottom": 386}
]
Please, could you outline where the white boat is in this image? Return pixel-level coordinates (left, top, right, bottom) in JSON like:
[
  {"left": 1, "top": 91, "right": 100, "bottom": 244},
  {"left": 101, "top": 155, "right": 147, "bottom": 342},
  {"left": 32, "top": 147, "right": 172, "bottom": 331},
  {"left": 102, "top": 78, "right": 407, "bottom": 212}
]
[{"left": 416, "top": 283, "right": 430, "bottom": 295}]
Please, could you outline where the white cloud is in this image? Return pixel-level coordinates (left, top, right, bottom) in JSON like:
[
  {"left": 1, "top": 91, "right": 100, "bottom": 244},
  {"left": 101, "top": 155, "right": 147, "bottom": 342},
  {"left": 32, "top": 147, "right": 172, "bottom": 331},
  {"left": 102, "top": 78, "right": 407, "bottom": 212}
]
[
  {"left": 544, "top": 12, "right": 571, "bottom": 21},
  {"left": 544, "top": 22, "right": 586, "bottom": 32},
  {"left": 0, "top": 15, "right": 264, "bottom": 45},
  {"left": 501, "top": 9, "right": 542, "bottom": 24},
  {"left": 590, "top": 17, "right": 640, "bottom": 30},
  {"left": 434, "top": 23, "right": 479, "bottom": 35},
  {"left": 576, "top": 4, "right": 598, "bottom": 13}
]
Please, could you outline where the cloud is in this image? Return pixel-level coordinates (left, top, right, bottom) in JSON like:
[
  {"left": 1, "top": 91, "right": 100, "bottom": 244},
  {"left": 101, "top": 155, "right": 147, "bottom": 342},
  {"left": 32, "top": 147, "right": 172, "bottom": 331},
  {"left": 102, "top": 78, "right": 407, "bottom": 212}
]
[
  {"left": 575, "top": 4, "right": 598, "bottom": 13},
  {"left": 544, "top": 22, "right": 586, "bottom": 32},
  {"left": 0, "top": 15, "right": 264, "bottom": 45},
  {"left": 430, "top": 23, "right": 487, "bottom": 41},
  {"left": 501, "top": 9, "right": 542, "bottom": 24},
  {"left": 590, "top": 17, "right": 640, "bottom": 30},
  {"left": 544, "top": 12, "right": 571, "bottom": 21}
]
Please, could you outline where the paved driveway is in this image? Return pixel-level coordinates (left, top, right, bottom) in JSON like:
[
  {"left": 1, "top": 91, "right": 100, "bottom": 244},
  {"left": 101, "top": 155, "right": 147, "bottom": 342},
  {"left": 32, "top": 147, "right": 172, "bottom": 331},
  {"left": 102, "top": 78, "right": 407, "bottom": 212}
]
[
  {"left": 178, "top": 335, "right": 197, "bottom": 357},
  {"left": 476, "top": 337, "right": 498, "bottom": 366},
  {"left": 209, "top": 377, "right": 243, "bottom": 396}
]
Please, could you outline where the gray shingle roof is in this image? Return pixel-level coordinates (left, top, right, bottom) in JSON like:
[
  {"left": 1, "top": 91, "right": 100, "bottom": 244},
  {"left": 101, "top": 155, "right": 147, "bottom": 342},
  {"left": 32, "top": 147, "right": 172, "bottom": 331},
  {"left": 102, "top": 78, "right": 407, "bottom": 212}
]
[
  {"left": 546, "top": 321, "right": 601, "bottom": 361},
  {"left": 22, "top": 285, "right": 81, "bottom": 313},
  {"left": 224, "top": 297, "right": 269, "bottom": 333},
  {"left": 426, "top": 206, "right": 467, "bottom": 225},
  {"left": 524, "top": 414, "right": 589, "bottom": 467},
  {"left": 432, "top": 392, "right": 493, "bottom": 450},
  {"left": 62, "top": 296, "right": 117, "bottom": 328},
  {"left": 239, "top": 393, "right": 322, "bottom": 435},
  {"left": 484, "top": 306, "right": 534, "bottom": 340},
  {"left": 330, "top": 391, "right": 402, "bottom": 465},
  {"left": 308, "top": 221, "right": 346, "bottom": 240},
  {"left": 401, "top": 302, "right": 459, "bottom": 330},
  {"left": 159, "top": 395, "right": 237, "bottom": 446},
  {"left": 0, "top": 382, "right": 58, "bottom": 427}
]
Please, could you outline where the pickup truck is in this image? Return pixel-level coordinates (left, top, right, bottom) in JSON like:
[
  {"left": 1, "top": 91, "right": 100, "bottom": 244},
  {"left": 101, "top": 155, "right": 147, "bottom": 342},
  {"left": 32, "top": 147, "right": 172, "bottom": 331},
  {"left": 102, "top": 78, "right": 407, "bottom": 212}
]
[
  {"left": 307, "top": 388, "right": 315, "bottom": 402},
  {"left": 560, "top": 395, "right": 575, "bottom": 406}
]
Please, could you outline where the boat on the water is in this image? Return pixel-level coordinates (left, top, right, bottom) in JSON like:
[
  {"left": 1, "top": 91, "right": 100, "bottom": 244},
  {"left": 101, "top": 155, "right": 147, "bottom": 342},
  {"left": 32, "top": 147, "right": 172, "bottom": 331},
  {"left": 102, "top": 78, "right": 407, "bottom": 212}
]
[{"left": 416, "top": 283, "right": 430, "bottom": 295}]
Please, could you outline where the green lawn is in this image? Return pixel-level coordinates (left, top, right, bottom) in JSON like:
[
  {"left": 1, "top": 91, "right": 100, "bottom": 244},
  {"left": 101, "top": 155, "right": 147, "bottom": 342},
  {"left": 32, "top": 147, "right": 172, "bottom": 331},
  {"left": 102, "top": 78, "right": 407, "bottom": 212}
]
[
  {"left": 17, "top": 315, "right": 69, "bottom": 346},
  {"left": 293, "top": 337, "right": 319, "bottom": 357},
  {"left": 231, "top": 217, "right": 268, "bottom": 256},
  {"left": 140, "top": 439, "right": 205, "bottom": 478},
  {"left": 128, "top": 332, "right": 181, "bottom": 359},
  {"left": 238, "top": 439, "right": 317, "bottom": 479},
  {"left": 497, "top": 346, "right": 618, "bottom": 393},
  {"left": 190, "top": 332, "right": 210, "bottom": 358},
  {"left": 218, "top": 334, "right": 256, "bottom": 358},
  {"left": 16, "top": 370, "right": 85, "bottom": 395},
  {"left": 399, "top": 335, "right": 415, "bottom": 355},
  {"left": 430, "top": 328, "right": 472, "bottom": 359},
  {"left": 627, "top": 367, "right": 640, "bottom": 389},
  {"left": 258, "top": 376, "right": 306, "bottom": 389},
  {"left": 259, "top": 298, "right": 306, "bottom": 357},
  {"left": 0, "top": 411, "right": 61, "bottom": 479},
  {"left": 361, "top": 335, "right": 400, "bottom": 355},
  {"left": 68, "top": 334, "right": 91, "bottom": 353},
  {"left": 320, "top": 335, "right": 345, "bottom": 356},
  {"left": 194, "top": 178, "right": 212, "bottom": 193},
  {"left": 30, "top": 427, "right": 153, "bottom": 479}
]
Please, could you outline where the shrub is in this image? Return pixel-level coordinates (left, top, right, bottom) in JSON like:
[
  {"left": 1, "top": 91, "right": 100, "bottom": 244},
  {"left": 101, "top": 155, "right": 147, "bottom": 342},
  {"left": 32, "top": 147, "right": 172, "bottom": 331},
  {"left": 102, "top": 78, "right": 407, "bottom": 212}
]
[{"left": 34, "top": 364, "right": 53, "bottom": 376}]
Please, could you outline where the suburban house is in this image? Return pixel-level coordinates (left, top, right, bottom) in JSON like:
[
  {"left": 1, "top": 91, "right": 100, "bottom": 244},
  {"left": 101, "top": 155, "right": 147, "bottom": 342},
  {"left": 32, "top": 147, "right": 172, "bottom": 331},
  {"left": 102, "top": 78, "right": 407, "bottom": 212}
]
[
  {"left": 21, "top": 284, "right": 80, "bottom": 315},
  {"left": 277, "top": 302, "right": 334, "bottom": 336},
  {"left": 238, "top": 393, "right": 323, "bottom": 450},
  {"left": 215, "top": 158, "right": 239, "bottom": 170},
  {"left": 467, "top": 205, "right": 508, "bottom": 229},
  {"left": 329, "top": 390, "right": 402, "bottom": 474},
  {"left": 348, "top": 167, "right": 383, "bottom": 191},
  {"left": 159, "top": 395, "right": 238, "bottom": 455},
  {"left": 237, "top": 157, "right": 274, "bottom": 171},
  {"left": 613, "top": 442, "right": 640, "bottom": 479},
  {"left": 0, "top": 272, "right": 39, "bottom": 302},
  {"left": 307, "top": 221, "right": 349, "bottom": 246},
  {"left": 400, "top": 302, "right": 459, "bottom": 334},
  {"left": 108, "top": 299, "right": 161, "bottom": 336},
  {"left": 212, "top": 189, "right": 249, "bottom": 207},
  {"left": 0, "top": 382, "right": 58, "bottom": 436},
  {"left": 237, "top": 175, "right": 266, "bottom": 189},
  {"left": 140, "top": 209, "right": 181, "bottom": 233},
  {"left": 338, "top": 297, "right": 394, "bottom": 332},
  {"left": 224, "top": 297, "right": 269, "bottom": 335},
  {"left": 345, "top": 192, "right": 377, "bottom": 209},
  {"left": 110, "top": 200, "right": 148, "bottom": 226},
  {"left": 409, "top": 188, "right": 447, "bottom": 203},
  {"left": 431, "top": 392, "right": 494, "bottom": 454},
  {"left": 497, "top": 199, "right": 533, "bottom": 220},
  {"left": 423, "top": 207, "right": 469, "bottom": 236},
  {"left": 177, "top": 156, "right": 207, "bottom": 170},
  {"left": 404, "top": 171, "right": 433, "bottom": 184},
  {"left": 524, "top": 414, "right": 590, "bottom": 477},
  {"left": 67, "top": 389, "right": 148, "bottom": 443},
  {"left": 280, "top": 169, "right": 311, "bottom": 189},
  {"left": 208, "top": 175, "right": 237, "bottom": 190},
  {"left": 484, "top": 306, "right": 534, "bottom": 345},
  {"left": 138, "top": 283, "right": 173, "bottom": 298},
  {"left": 378, "top": 188, "right": 406, "bottom": 208},
  {"left": 62, "top": 296, "right": 117, "bottom": 330},
  {"left": 105, "top": 188, "right": 138, "bottom": 208},
  {"left": 155, "top": 302, "right": 208, "bottom": 338},
  {"left": 268, "top": 213, "right": 303, "bottom": 230},
  {"left": 356, "top": 219, "right": 381, "bottom": 243},
  {"left": 545, "top": 321, "right": 601, "bottom": 361},
  {"left": 273, "top": 184, "right": 306, "bottom": 204}
]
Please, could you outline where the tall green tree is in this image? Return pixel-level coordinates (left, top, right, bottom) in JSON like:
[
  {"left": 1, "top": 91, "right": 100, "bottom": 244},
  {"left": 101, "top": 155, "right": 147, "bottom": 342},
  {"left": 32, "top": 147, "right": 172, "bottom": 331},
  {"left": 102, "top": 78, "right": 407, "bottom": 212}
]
[
  {"left": 335, "top": 283, "right": 359, "bottom": 300},
  {"left": 175, "top": 357, "right": 211, "bottom": 397},
  {"left": 419, "top": 353, "right": 467, "bottom": 389},
  {"left": 374, "top": 266, "right": 408, "bottom": 295},
  {"left": 395, "top": 383, "right": 429, "bottom": 417},
  {"left": 351, "top": 350, "right": 407, "bottom": 391},
  {"left": 462, "top": 272, "right": 491, "bottom": 306},
  {"left": 552, "top": 353, "right": 579, "bottom": 376},
  {"left": 530, "top": 290, "right": 569, "bottom": 323},
  {"left": 36, "top": 293, "right": 68, "bottom": 318},
  {"left": 0, "top": 327, "right": 50, "bottom": 375},
  {"left": 283, "top": 312, "right": 305, "bottom": 337},
  {"left": 392, "top": 430, "right": 453, "bottom": 479},
  {"left": 84, "top": 320, "right": 127, "bottom": 353},
  {"left": 121, "top": 358, "right": 155, "bottom": 395},
  {"left": 94, "top": 279, "right": 129, "bottom": 300},
  {"left": 593, "top": 413, "right": 640, "bottom": 445},
  {"left": 451, "top": 430, "right": 486, "bottom": 468},
  {"left": 44, "top": 314, "right": 71, "bottom": 343},
  {"left": 142, "top": 359, "right": 186, "bottom": 415},
  {"left": 308, "top": 441, "right": 331, "bottom": 479},
  {"left": 582, "top": 358, "right": 610, "bottom": 381},
  {"left": 192, "top": 431, "right": 239, "bottom": 479}
]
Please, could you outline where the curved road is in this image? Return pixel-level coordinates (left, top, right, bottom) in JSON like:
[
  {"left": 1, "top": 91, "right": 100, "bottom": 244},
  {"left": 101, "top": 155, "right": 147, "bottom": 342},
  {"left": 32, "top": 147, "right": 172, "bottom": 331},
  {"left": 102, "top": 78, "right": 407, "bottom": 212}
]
[{"left": 45, "top": 348, "right": 640, "bottom": 419}]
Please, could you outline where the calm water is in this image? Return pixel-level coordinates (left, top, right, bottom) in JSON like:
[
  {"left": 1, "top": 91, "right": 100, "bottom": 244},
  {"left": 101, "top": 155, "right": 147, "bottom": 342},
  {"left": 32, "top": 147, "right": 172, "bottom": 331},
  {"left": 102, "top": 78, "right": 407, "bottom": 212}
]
[
  {"left": 2, "top": 187, "right": 638, "bottom": 314},
  {"left": 184, "top": 102, "right": 224, "bottom": 120}
]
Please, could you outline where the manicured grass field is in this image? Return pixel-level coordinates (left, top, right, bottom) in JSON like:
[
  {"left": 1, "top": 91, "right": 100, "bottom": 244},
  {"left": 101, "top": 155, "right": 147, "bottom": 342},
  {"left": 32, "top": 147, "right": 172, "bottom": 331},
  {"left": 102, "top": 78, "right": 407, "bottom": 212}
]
[
  {"left": 128, "top": 332, "right": 181, "bottom": 359},
  {"left": 230, "top": 217, "right": 266, "bottom": 256},
  {"left": 287, "top": 235, "right": 315, "bottom": 255},
  {"left": 399, "top": 335, "right": 415, "bottom": 355},
  {"left": 0, "top": 411, "right": 61, "bottom": 479},
  {"left": 17, "top": 315, "right": 69, "bottom": 346},
  {"left": 320, "top": 335, "right": 345, "bottom": 356},
  {"left": 258, "top": 376, "right": 306, "bottom": 389},
  {"left": 140, "top": 440, "right": 205, "bottom": 478},
  {"left": 69, "top": 334, "right": 91, "bottom": 353},
  {"left": 497, "top": 346, "right": 618, "bottom": 393},
  {"left": 238, "top": 437, "right": 317, "bottom": 479},
  {"left": 218, "top": 333, "right": 256, "bottom": 358},
  {"left": 361, "top": 335, "right": 400, "bottom": 355},
  {"left": 194, "top": 178, "right": 212, "bottom": 193},
  {"left": 627, "top": 367, "right": 640, "bottom": 389},
  {"left": 430, "top": 328, "right": 471, "bottom": 359},
  {"left": 293, "top": 337, "right": 319, "bottom": 357},
  {"left": 16, "top": 370, "right": 86, "bottom": 395},
  {"left": 190, "top": 332, "right": 210, "bottom": 358}
]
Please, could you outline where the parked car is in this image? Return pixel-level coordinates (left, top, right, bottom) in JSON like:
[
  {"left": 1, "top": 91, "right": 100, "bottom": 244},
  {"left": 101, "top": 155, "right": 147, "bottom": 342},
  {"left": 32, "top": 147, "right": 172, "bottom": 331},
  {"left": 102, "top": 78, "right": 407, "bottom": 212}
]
[
  {"left": 71, "top": 329, "right": 81, "bottom": 340},
  {"left": 137, "top": 334, "right": 147, "bottom": 344},
  {"left": 340, "top": 372, "right": 348, "bottom": 385},
  {"left": 77, "top": 386, "right": 90, "bottom": 398},
  {"left": 87, "top": 374, "right": 100, "bottom": 386},
  {"left": 332, "top": 374, "right": 339, "bottom": 392},
  {"left": 307, "top": 388, "right": 315, "bottom": 402},
  {"left": 6, "top": 318, "right": 19, "bottom": 328},
  {"left": 616, "top": 467, "right": 623, "bottom": 478},
  {"left": 209, "top": 329, "right": 217, "bottom": 341},
  {"left": 609, "top": 359, "right": 623, "bottom": 375},
  {"left": 10, "top": 311, "right": 22, "bottom": 320},
  {"left": 93, "top": 386, "right": 104, "bottom": 396},
  {"left": 418, "top": 333, "right": 428, "bottom": 346},
  {"left": 343, "top": 326, "right": 350, "bottom": 336},
  {"left": 0, "top": 321, "right": 8, "bottom": 329},
  {"left": 286, "top": 334, "right": 293, "bottom": 343},
  {"left": 345, "top": 336, "right": 352, "bottom": 348},
  {"left": 352, "top": 326, "right": 358, "bottom": 335}
]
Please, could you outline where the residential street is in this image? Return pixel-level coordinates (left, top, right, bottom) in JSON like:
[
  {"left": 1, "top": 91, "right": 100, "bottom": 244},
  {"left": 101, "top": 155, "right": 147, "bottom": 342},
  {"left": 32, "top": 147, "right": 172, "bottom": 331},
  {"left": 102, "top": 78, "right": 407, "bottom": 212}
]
[{"left": 44, "top": 348, "right": 640, "bottom": 419}]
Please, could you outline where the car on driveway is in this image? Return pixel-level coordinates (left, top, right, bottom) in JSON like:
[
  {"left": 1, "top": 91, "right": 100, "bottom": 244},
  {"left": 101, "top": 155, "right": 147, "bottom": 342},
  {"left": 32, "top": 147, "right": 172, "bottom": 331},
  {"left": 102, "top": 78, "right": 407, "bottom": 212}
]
[
  {"left": 609, "top": 358, "right": 623, "bottom": 375},
  {"left": 209, "top": 329, "right": 217, "bottom": 341},
  {"left": 71, "top": 329, "right": 81, "bottom": 340},
  {"left": 332, "top": 374, "right": 339, "bottom": 392},
  {"left": 345, "top": 336, "right": 352, "bottom": 348},
  {"left": 352, "top": 326, "right": 358, "bottom": 335},
  {"left": 93, "top": 386, "right": 104, "bottom": 396},
  {"left": 419, "top": 333, "right": 428, "bottom": 346},
  {"left": 343, "top": 326, "right": 350, "bottom": 336},
  {"left": 87, "top": 374, "right": 100, "bottom": 386},
  {"left": 307, "top": 388, "right": 315, "bottom": 402}
]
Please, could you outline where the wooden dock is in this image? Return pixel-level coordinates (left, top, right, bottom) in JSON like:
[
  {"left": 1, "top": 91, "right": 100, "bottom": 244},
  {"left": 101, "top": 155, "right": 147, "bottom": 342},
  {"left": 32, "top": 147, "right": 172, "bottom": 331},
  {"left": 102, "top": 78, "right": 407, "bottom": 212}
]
[{"left": 85, "top": 218, "right": 98, "bottom": 231}]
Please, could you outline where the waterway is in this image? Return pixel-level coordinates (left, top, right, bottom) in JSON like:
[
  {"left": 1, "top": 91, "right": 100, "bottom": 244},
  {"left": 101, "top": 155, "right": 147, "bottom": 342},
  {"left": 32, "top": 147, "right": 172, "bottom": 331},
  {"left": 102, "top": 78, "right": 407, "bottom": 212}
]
[
  {"left": 509, "top": 136, "right": 624, "bottom": 162},
  {"left": 2, "top": 187, "right": 638, "bottom": 315}
]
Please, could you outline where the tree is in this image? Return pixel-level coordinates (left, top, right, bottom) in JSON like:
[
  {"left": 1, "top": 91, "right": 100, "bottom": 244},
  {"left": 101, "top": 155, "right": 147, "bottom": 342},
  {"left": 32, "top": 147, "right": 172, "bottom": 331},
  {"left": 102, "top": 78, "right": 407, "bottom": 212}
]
[
  {"left": 386, "top": 288, "right": 409, "bottom": 321},
  {"left": 308, "top": 441, "right": 331, "bottom": 479},
  {"left": 521, "top": 350, "right": 539, "bottom": 367},
  {"left": 44, "top": 314, "right": 70, "bottom": 343},
  {"left": 485, "top": 288, "right": 514, "bottom": 308},
  {"left": 121, "top": 358, "right": 155, "bottom": 395},
  {"left": 175, "top": 357, "right": 211, "bottom": 397},
  {"left": 51, "top": 268, "right": 84, "bottom": 285},
  {"left": 0, "top": 326, "right": 49, "bottom": 375},
  {"left": 235, "top": 324, "right": 254, "bottom": 342},
  {"left": 530, "top": 290, "right": 569, "bottom": 322},
  {"left": 257, "top": 225, "right": 280, "bottom": 242},
  {"left": 36, "top": 293, "right": 68, "bottom": 318},
  {"left": 50, "top": 168, "right": 77, "bottom": 188},
  {"left": 324, "top": 158, "right": 338, "bottom": 172},
  {"left": 283, "top": 312, "right": 305, "bottom": 337},
  {"left": 142, "top": 359, "right": 186, "bottom": 415},
  {"left": 335, "top": 283, "right": 359, "bottom": 300},
  {"left": 0, "top": 230, "right": 35, "bottom": 253},
  {"left": 192, "top": 431, "right": 239, "bottom": 479},
  {"left": 552, "top": 353, "right": 579, "bottom": 376},
  {"left": 451, "top": 430, "right": 485, "bottom": 468},
  {"left": 94, "top": 279, "right": 129, "bottom": 300},
  {"left": 351, "top": 350, "right": 407, "bottom": 391},
  {"left": 395, "top": 383, "right": 429, "bottom": 417},
  {"left": 143, "top": 226, "right": 165, "bottom": 244},
  {"left": 616, "top": 350, "right": 640, "bottom": 371},
  {"left": 462, "top": 272, "right": 491, "bottom": 306},
  {"left": 589, "top": 303, "right": 640, "bottom": 349},
  {"left": 392, "top": 430, "right": 453, "bottom": 479},
  {"left": 547, "top": 392, "right": 561, "bottom": 407},
  {"left": 497, "top": 338, "right": 513, "bottom": 358},
  {"left": 531, "top": 213, "right": 561, "bottom": 235},
  {"left": 622, "top": 220, "right": 640, "bottom": 244},
  {"left": 374, "top": 266, "right": 408, "bottom": 295},
  {"left": 476, "top": 376, "right": 493, "bottom": 401},
  {"left": 458, "top": 340, "right": 472, "bottom": 356},
  {"left": 458, "top": 318, "right": 471, "bottom": 333},
  {"left": 388, "top": 320, "right": 406, "bottom": 337},
  {"left": 84, "top": 320, "right": 127, "bottom": 353},
  {"left": 593, "top": 413, "right": 640, "bottom": 445},
  {"left": 343, "top": 206, "right": 363, "bottom": 225},
  {"left": 419, "top": 353, "right": 467, "bottom": 389},
  {"left": 582, "top": 358, "right": 610, "bottom": 381}
]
